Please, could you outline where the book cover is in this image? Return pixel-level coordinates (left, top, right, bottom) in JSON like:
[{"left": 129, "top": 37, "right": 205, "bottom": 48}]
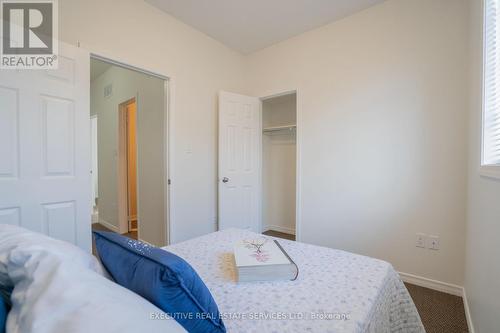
[{"left": 234, "top": 238, "right": 289, "bottom": 267}]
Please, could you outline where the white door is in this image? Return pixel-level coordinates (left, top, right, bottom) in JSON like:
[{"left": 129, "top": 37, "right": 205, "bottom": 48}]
[
  {"left": 218, "top": 91, "right": 261, "bottom": 232},
  {"left": 0, "top": 42, "right": 91, "bottom": 252}
]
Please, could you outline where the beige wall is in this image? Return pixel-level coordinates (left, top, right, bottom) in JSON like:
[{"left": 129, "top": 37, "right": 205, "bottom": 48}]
[
  {"left": 68, "top": 0, "right": 476, "bottom": 288},
  {"left": 61, "top": 0, "right": 246, "bottom": 244},
  {"left": 244, "top": 0, "right": 469, "bottom": 286},
  {"left": 465, "top": 0, "right": 500, "bottom": 332}
]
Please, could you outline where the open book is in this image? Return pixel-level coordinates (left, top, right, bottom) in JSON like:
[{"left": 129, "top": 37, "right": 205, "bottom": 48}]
[{"left": 234, "top": 238, "right": 298, "bottom": 282}]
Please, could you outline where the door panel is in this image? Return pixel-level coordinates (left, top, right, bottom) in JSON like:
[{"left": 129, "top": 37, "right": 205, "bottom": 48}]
[
  {"left": 0, "top": 42, "right": 91, "bottom": 251},
  {"left": 218, "top": 91, "right": 261, "bottom": 232},
  {"left": 42, "top": 96, "right": 75, "bottom": 176},
  {"left": 0, "top": 87, "right": 19, "bottom": 179}
]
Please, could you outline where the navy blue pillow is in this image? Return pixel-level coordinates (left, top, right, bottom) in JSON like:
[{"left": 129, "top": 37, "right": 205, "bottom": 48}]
[
  {"left": 0, "top": 297, "right": 7, "bottom": 333},
  {"left": 93, "top": 231, "right": 225, "bottom": 333}
]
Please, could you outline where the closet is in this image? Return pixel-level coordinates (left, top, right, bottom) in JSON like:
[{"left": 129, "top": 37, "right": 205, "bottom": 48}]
[{"left": 261, "top": 93, "right": 297, "bottom": 236}]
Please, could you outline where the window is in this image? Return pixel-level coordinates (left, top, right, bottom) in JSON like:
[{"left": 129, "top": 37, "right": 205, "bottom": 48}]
[{"left": 483, "top": 0, "right": 500, "bottom": 177}]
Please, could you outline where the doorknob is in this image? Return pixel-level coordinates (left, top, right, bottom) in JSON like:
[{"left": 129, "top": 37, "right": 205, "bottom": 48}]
[{"left": 222, "top": 177, "right": 229, "bottom": 183}]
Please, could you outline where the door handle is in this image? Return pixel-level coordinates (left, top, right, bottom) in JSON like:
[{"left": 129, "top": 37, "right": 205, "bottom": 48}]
[{"left": 222, "top": 177, "right": 229, "bottom": 183}]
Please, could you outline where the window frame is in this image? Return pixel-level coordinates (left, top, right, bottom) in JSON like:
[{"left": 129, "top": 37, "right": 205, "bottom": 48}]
[{"left": 481, "top": 0, "right": 500, "bottom": 179}]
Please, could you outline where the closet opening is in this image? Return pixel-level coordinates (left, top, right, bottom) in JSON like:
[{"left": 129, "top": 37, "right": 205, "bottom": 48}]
[{"left": 261, "top": 92, "right": 297, "bottom": 241}]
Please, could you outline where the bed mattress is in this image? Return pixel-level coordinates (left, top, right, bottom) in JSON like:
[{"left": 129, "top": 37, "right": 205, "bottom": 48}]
[{"left": 164, "top": 228, "right": 425, "bottom": 333}]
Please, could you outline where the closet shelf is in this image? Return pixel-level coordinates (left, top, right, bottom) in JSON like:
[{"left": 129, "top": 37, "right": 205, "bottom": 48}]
[{"left": 262, "top": 124, "right": 296, "bottom": 133}]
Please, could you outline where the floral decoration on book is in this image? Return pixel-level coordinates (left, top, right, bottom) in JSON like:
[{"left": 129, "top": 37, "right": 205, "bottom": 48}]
[{"left": 244, "top": 239, "right": 270, "bottom": 262}]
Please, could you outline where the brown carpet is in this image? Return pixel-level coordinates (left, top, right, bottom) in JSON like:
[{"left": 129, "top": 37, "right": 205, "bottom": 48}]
[
  {"left": 405, "top": 283, "right": 468, "bottom": 333},
  {"left": 262, "top": 230, "right": 296, "bottom": 240}
]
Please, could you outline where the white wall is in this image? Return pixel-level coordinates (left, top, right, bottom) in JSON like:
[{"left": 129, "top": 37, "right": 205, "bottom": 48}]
[
  {"left": 244, "top": 0, "right": 470, "bottom": 285},
  {"left": 262, "top": 95, "right": 297, "bottom": 234},
  {"left": 90, "top": 65, "right": 166, "bottom": 246},
  {"left": 465, "top": 1, "right": 500, "bottom": 331},
  {"left": 60, "top": 0, "right": 245, "bottom": 244}
]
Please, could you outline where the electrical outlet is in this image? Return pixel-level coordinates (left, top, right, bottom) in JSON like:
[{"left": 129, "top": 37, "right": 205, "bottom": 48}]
[
  {"left": 416, "top": 233, "right": 426, "bottom": 248},
  {"left": 428, "top": 235, "right": 440, "bottom": 250}
]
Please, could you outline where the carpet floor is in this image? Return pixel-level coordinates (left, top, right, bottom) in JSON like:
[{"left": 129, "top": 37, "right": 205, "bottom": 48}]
[{"left": 405, "top": 283, "right": 468, "bottom": 333}]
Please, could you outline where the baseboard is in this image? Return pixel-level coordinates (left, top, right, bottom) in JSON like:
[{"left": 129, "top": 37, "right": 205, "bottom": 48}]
[
  {"left": 399, "top": 272, "right": 463, "bottom": 296},
  {"left": 97, "top": 219, "right": 119, "bottom": 233},
  {"left": 462, "top": 288, "right": 475, "bottom": 333},
  {"left": 262, "top": 224, "right": 296, "bottom": 235}
]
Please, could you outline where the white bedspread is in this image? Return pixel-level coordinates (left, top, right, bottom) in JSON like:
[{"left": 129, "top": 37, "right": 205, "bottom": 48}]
[{"left": 164, "top": 229, "right": 425, "bottom": 333}]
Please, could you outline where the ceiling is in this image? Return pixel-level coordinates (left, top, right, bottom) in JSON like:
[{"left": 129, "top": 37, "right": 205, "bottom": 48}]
[
  {"left": 90, "top": 59, "right": 112, "bottom": 81},
  {"left": 145, "top": 0, "right": 386, "bottom": 54}
]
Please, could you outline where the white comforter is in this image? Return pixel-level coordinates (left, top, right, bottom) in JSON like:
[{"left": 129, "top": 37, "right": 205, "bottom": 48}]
[{"left": 164, "top": 228, "right": 425, "bottom": 333}]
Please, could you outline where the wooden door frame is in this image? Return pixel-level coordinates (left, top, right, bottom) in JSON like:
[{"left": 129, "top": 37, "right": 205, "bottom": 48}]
[{"left": 118, "top": 98, "right": 136, "bottom": 235}]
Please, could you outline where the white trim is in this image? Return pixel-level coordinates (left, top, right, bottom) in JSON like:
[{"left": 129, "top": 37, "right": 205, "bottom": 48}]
[
  {"left": 462, "top": 288, "right": 475, "bottom": 333},
  {"left": 166, "top": 79, "right": 176, "bottom": 244},
  {"left": 96, "top": 219, "right": 119, "bottom": 233},
  {"left": 481, "top": 0, "right": 487, "bottom": 171},
  {"left": 163, "top": 79, "right": 171, "bottom": 245},
  {"left": 478, "top": 165, "right": 500, "bottom": 180},
  {"left": 399, "top": 272, "right": 463, "bottom": 296},
  {"left": 90, "top": 53, "right": 169, "bottom": 80},
  {"left": 481, "top": 0, "right": 500, "bottom": 172},
  {"left": 262, "top": 224, "right": 296, "bottom": 235},
  {"left": 295, "top": 88, "right": 302, "bottom": 242},
  {"left": 259, "top": 98, "right": 263, "bottom": 233}
]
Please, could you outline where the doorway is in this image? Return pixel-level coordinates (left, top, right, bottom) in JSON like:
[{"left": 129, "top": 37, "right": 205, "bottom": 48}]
[
  {"left": 119, "top": 98, "right": 138, "bottom": 235},
  {"left": 89, "top": 56, "right": 170, "bottom": 247}
]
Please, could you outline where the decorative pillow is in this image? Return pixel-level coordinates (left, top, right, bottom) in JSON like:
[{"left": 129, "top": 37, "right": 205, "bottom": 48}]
[
  {"left": 5, "top": 241, "right": 186, "bottom": 333},
  {"left": 93, "top": 231, "right": 226, "bottom": 333},
  {"left": 0, "top": 286, "right": 11, "bottom": 307},
  {"left": 0, "top": 297, "right": 6, "bottom": 333},
  {"left": 0, "top": 224, "right": 107, "bottom": 289}
]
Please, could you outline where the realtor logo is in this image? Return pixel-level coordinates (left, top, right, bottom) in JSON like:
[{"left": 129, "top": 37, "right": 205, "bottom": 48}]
[{"left": 1, "top": 0, "right": 58, "bottom": 69}]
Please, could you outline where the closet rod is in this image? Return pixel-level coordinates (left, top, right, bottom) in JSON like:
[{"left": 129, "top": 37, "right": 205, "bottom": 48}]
[{"left": 262, "top": 124, "right": 296, "bottom": 133}]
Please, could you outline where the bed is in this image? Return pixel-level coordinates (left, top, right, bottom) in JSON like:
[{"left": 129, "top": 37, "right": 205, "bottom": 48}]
[
  {"left": 1, "top": 225, "right": 425, "bottom": 333},
  {"left": 164, "top": 228, "right": 425, "bottom": 333}
]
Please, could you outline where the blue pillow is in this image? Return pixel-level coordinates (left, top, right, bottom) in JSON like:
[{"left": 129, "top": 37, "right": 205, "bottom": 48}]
[
  {"left": 93, "top": 231, "right": 225, "bottom": 333},
  {"left": 0, "top": 297, "right": 7, "bottom": 333},
  {"left": 0, "top": 286, "right": 11, "bottom": 308}
]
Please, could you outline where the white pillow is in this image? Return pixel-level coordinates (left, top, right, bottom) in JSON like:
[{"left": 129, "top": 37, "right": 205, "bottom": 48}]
[
  {"left": 0, "top": 225, "right": 106, "bottom": 287},
  {"left": 5, "top": 232, "right": 187, "bottom": 333}
]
